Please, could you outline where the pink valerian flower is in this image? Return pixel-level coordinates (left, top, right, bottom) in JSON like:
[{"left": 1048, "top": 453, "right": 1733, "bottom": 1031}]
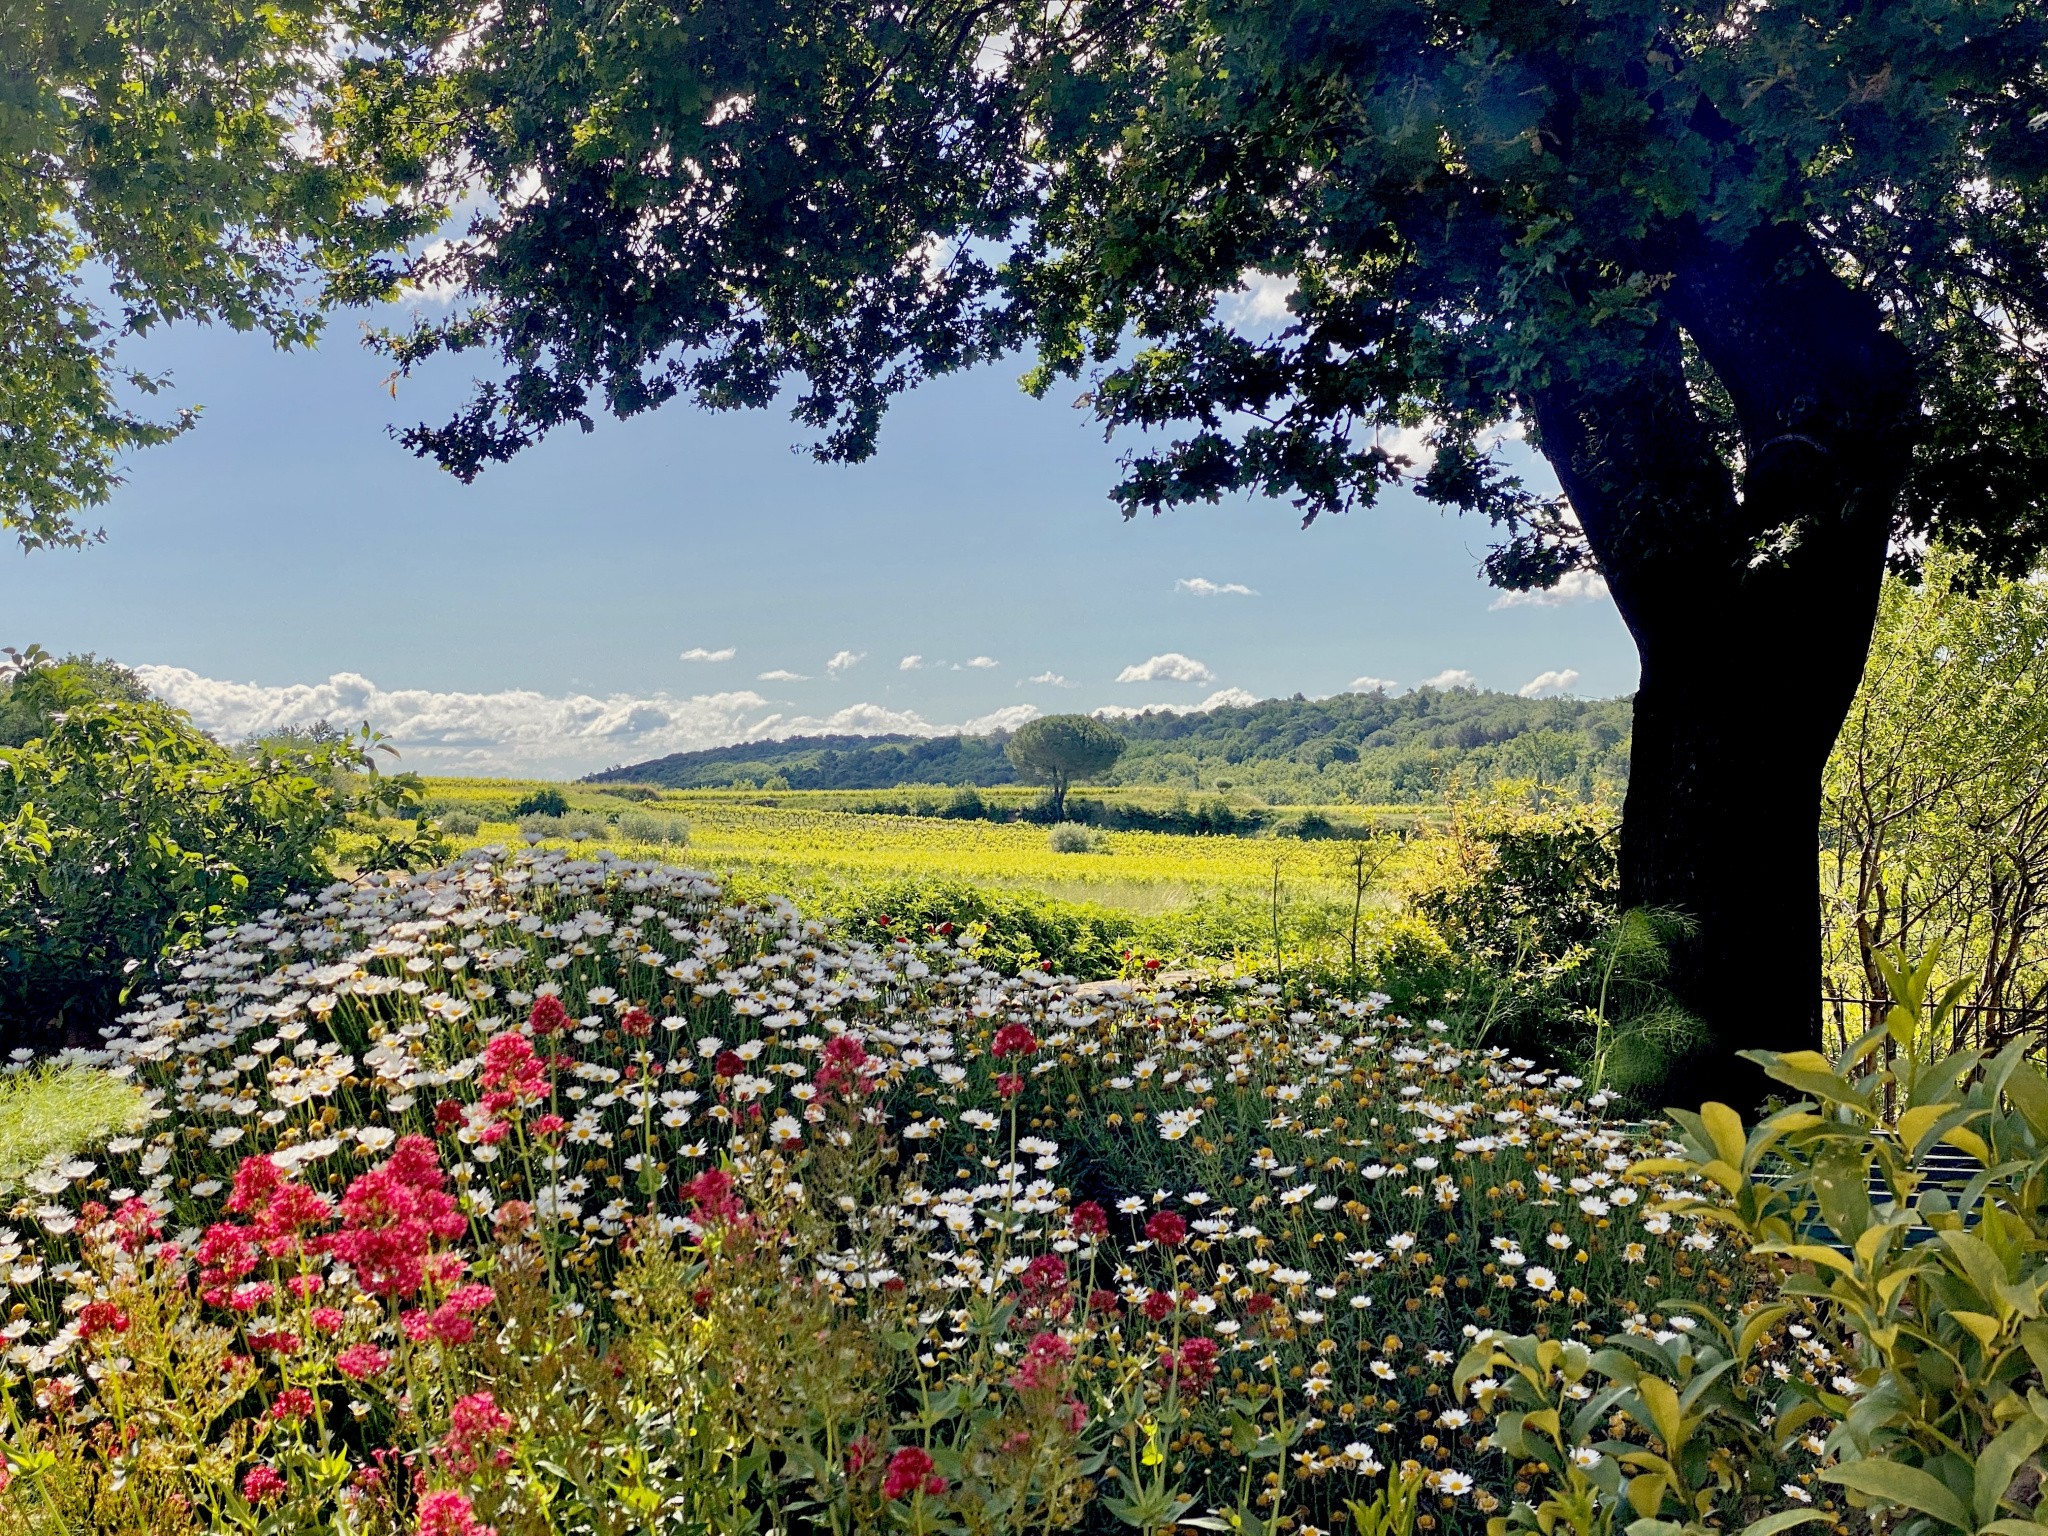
[
  {"left": 401, "top": 1283, "right": 497, "bottom": 1346},
  {"left": 683, "top": 1167, "right": 745, "bottom": 1226},
  {"left": 321, "top": 1136, "right": 467, "bottom": 1299},
  {"left": 107, "top": 1197, "right": 162, "bottom": 1254},
  {"left": 271, "top": 1388, "right": 316, "bottom": 1421},
  {"left": 529, "top": 1115, "right": 566, "bottom": 1139},
  {"left": 881, "top": 1446, "right": 946, "bottom": 1501},
  {"left": 241, "top": 1464, "right": 286, "bottom": 1502},
  {"left": 712, "top": 1050, "right": 745, "bottom": 1080},
  {"left": 812, "top": 1033, "right": 872, "bottom": 1101},
  {"left": 77, "top": 1301, "right": 129, "bottom": 1339},
  {"left": 440, "top": 1390, "right": 514, "bottom": 1473},
  {"left": 480, "top": 1031, "right": 550, "bottom": 1104},
  {"left": 310, "top": 1307, "right": 347, "bottom": 1334},
  {"left": 1006, "top": 1331, "right": 1076, "bottom": 1394},
  {"left": 528, "top": 994, "right": 570, "bottom": 1037},
  {"left": 1069, "top": 1200, "right": 1109, "bottom": 1238},
  {"left": 1165, "top": 1336, "right": 1221, "bottom": 1395},
  {"left": 1145, "top": 1211, "right": 1188, "bottom": 1248},
  {"left": 844, "top": 1436, "right": 878, "bottom": 1476},
  {"left": 619, "top": 1006, "right": 653, "bottom": 1038},
  {"left": 335, "top": 1343, "right": 391, "bottom": 1380},
  {"left": 991, "top": 1022, "right": 1039, "bottom": 1059},
  {"left": 228, "top": 1156, "right": 333, "bottom": 1255},
  {"left": 1015, "top": 1254, "right": 1071, "bottom": 1320},
  {"left": 417, "top": 1489, "right": 497, "bottom": 1536},
  {"left": 996, "top": 1073, "right": 1026, "bottom": 1099}
]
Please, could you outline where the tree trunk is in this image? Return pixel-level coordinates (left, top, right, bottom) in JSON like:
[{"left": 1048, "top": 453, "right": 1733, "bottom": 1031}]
[{"left": 1531, "top": 223, "right": 1917, "bottom": 1114}]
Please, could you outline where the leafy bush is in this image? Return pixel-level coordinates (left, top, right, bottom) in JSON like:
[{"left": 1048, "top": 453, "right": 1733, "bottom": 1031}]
[
  {"left": 1048, "top": 823, "right": 1098, "bottom": 853},
  {"left": 0, "top": 654, "right": 415, "bottom": 1042},
  {"left": 511, "top": 786, "right": 570, "bottom": 817},
  {"left": 1641, "top": 951, "right": 2048, "bottom": 1536},
  {"left": 436, "top": 809, "right": 482, "bottom": 836},
  {"left": 0, "top": 1065, "right": 142, "bottom": 1194},
  {"left": 617, "top": 810, "right": 691, "bottom": 845}
]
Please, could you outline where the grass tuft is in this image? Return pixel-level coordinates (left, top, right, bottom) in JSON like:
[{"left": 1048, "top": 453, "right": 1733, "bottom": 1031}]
[{"left": 0, "top": 1066, "right": 145, "bottom": 1193}]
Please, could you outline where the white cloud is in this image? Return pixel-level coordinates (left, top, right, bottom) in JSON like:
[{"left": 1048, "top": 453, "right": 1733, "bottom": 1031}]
[
  {"left": 1224, "top": 270, "right": 1297, "bottom": 327},
  {"left": 133, "top": 665, "right": 1047, "bottom": 779},
  {"left": 899, "top": 655, "right": 924, "bottom": 671},
  {"left": 1026, "top": 671, "right": 1076, "bottom": 688},
  {"left": 1348, "top": 676, "right": 1398, "bottom": 693},
  {"left": 963, "top": 704, "right": 1039, "bottom": 734},
  {"left": 825, "top": 649, "right": 866, "bottom": 676},
  {"left": 1420, "top": 669, "right": 1479, "bottom": 691},
  {"left": 679, "top": 646, "right": 736, "bottom": 662},
  {"left": 1116, "top": 652, "right": 1216, "bottom": 685},
  {"left": 1094, "top": 687, "right": 1259, "bottom": 720},
  {"left": 1176, "top": 577, "right": 1259, "bottom": 598},
  {"left": 1489, "top": 570, "right": 1611, "bottom": 610},
  {"left": 757, "top": 669, "right": 810, "bottom": 682},
  {"left": 1518, "top": 668, "right": 1581, "bottom": 699},
  {"left": 965, "top": 655, "right": 999, "bottom": 669}
]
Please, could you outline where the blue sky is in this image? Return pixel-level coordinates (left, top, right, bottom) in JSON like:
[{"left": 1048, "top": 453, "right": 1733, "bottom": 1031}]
[{"left": 0, "top": 309, "right": 1636, "bottom": 777}]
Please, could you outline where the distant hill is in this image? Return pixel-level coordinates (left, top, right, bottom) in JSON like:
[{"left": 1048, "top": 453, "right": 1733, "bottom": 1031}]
[{"left": 588, "top": 686, "right": 1634, "bottom": 803}]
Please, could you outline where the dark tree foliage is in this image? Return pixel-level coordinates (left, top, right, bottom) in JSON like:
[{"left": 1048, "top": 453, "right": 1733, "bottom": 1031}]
[
  {"left": 1005, "top": 714, "right": 1128, "bottom": 819},
  {"left": 1, "top": 0, "right": 421, "bottom": 550},
  {"left": 342, "top": 0, "right": 2048, "bottom": 1105}
]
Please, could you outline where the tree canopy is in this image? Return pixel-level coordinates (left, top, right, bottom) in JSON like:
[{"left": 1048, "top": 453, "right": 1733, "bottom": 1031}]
[
  {"left": 346, "top": 0, "right": 2048, "bottom": 577},
  {"left": 2, "top": 0, "right": 418, "bottom": 550},
  {"left": 1005, "top": 715, "right": 1127, "bottom": 817}
]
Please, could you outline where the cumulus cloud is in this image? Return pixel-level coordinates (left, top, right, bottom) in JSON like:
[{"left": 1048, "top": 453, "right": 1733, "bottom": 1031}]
[
  {"left": 1348, "top": 676, "right": 1398, "bottom": 694},
  {"left": 1224, "top": 270, "right": 1297, "bottom": 328},
  {"left": 825, "top": 649, "right": 866, "bottom": 676},
  {"left": 1176, "top": 577, "right": 1258, "bottom": 598},
  {"left": 899, "top": 655, "right": 924, "bottom": 671},
  {"left": 679, "top": 646, "right": 736, "bottom": 663},
  {"left": 757, "top": 669, "right": 810, "bottom": 682},
  {"left": 1489, "top": 569, "right": 1611, "bottom": 610},
  {"left": 1094, "top": 687, "right": 1259, "bottom": 720},
  {"left": 1026, "top": 671, "right": 1076, "bottom": 688},
  {"left": 1420, "top": 669, "right": 1479, "bottom": 691},
  {"left": 965, "top": 655, "right": 999, "bottom": 669},
  {"left": 134, "top": 665, "right": 1049, "bottom": 779},
  {"left": 1116, "top": 652, "right": 1216, "bottom": 685},
  {"left": 1517, "top": 668, "right": 1581, "bottom": 699},
  {"left": 964, "top": 704, "right": 1040, "bottom": 734}
]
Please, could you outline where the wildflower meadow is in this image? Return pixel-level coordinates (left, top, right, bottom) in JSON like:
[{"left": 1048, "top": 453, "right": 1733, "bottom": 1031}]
[{"left": 0, "top": 845, "right": 1868, "bottom": 1536}]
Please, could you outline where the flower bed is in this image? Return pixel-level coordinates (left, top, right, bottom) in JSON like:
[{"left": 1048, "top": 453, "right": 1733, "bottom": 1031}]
[{"left": 0, "top": 847, "right": 1839, "bottom": 1534}]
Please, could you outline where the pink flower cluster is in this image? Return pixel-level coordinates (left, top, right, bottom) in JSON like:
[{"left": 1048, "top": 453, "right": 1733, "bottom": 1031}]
[{"left": 326, "top": 1136, "right": 468, "bottom": 1298}]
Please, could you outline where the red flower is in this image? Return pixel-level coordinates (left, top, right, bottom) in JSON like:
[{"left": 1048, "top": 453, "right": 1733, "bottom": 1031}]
[
  {"left": 814, "top": 1033, "right": 872, "bottom": 1100},
  {"left": 480, "top": 1032, "right": 550, "bottom": 1104},
  {"left": 108, "top": 1197, "right": 162, "bottom": 1254},
  {"left": 417, "top": 1489, "right": 497, "bottom": 1536},
  {"left": 992, "top": 1022, "right": 1039, "bottom": 1059},
  {"left": 1142, "top": 1290, "right": 1175, "bottom": 1322},
  {"left": 1069, "top": 1201, "right": 1109, "bottom": 1238},
  {"left": 683, "top": 1167, "right": 746, "bottom": 1226},
  {"left": 310, "top": 1306, "right": 346, "bottom": 1334},
  {"left": 882, "top": 1446, "right": 941, "bottom": 1501},
  {"left": 1088, "top": 1288, "right": 1121, "bottom": 1313},
  {"left": 996, "top": 1073, "right": 1025, "bottom": 1099},
  {"left": 241, "top": 1465, "right": 286, "bottom": 1503},
  {"left": 528, "top": 995, "right": 570, "bottom": 1036},
  {"left": 435, "top": 1100, "right": 466, "bottom": 1132},
  {"left": 78, "top": 1300, "right": 129, "bottom": 1338},
  {"left": 1166, "top": 1336, "right": 1221, "bottom": 1394},
  {"left": 1006, "top": 1331, "right": 1075, "bottom": 1393},
  {"left": 620, "top": 1007, "right": 653, "bottom": 1038},
  {"left": 530, "top": 1114, "right": 566, "bottom": 1138},
  {"left": 441, "top": 1390, "right": 514, "bottom": 1473},
  {"left": 271, "top": 1388, "right": 315, "bottom": 1421},
  {"left": 1144, "top": 1211, "right": 1188, "bottom": 1248},
  {"left": 335, "top": 1343, "right": 391, "bottom": 1380},
  {"left": 844, "top": 1435, "right": 878, "bottom": 1475},
  {"left": 713, "top": 1050, "right": 745, "bottom": 1079},
  {"left": 322, "top": 1136, "right": 467, "bottom": 1299}
]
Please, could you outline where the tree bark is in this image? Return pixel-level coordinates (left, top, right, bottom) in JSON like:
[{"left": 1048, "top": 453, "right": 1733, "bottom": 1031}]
[{"left": 1531, "top": 224, "right": 1918, "bottom": 1113}]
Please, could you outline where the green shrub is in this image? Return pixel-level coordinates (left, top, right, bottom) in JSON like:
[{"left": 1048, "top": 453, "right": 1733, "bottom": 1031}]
[
  {"left": 512, "top": 786, "right": 570, "bottom": 817},
  {"left": 1644, "top": 951, "right": 2048, "bottom": 1536},
  {"left": 617, "top": 810, "right": 691, "bottom": 846},
  {"left": 1047, "top": 823, "right": 1097, "bottom": 853},
  {"left": 0, "top": 654, "right": 413, "bottom": 1042},
  {"left": 818, "top": 876, "right": 1138, "bottom": 976},
  {"left": 437, "top": 809, "right": 483, "bottom": 836}
]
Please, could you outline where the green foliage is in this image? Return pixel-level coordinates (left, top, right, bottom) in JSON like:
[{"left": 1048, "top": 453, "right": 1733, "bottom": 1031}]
[
  {"left": 594, "top": 689, "right": 1633, "bottom": 806},
  {"left": 1825, "top": 552, "right": 2048, "bottom": 1029},
  {"left": 1047, "top": 823, "right": 1098, "bottom": 854},
  {"left": 2, "top": 0, "right": 421, "bottom": 549},
  {"left": 1644, "top": 950, "right": 2048, "bottom": 1536},
  {"left": 816, "top": 877, "right": 1139, "bottom": 978},
  {"left": 1005, "top": 715, "right": 1128, "bottom": 819},
  {"left": 512, "top": 787, "right": 571, "bottom": 817},
  {"left": 0, "top": 1066, "right": 144, "bottom": 1195},
  {"left": 0, "top": 653, "right": 415, "bottom": 1037},
  {"left": 616, "top": 810, "right": 691, "bottom": 846}
]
